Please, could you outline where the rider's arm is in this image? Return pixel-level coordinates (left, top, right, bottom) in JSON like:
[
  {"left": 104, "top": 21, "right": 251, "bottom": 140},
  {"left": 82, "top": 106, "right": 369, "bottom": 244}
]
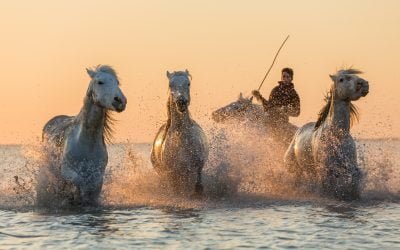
[{"left": 252, "top": 90, "right": 272, "bottom": 110}]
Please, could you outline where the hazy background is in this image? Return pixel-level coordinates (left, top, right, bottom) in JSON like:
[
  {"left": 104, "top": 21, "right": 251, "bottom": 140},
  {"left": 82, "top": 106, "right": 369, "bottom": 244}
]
[{"left": 0, "top": 0, "right": 399, "bottom": 144}]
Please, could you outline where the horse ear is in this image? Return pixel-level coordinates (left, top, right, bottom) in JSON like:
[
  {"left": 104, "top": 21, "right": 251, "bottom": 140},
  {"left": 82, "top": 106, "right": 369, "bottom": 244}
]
[
  {"left": 86, "top": 68, "right": 96, "bottom": 78},
  {"left": 329, "top": 74, "right": 336, "bottom": 82},
  {"left": 185, "top": 69, "right": 192, "bottom": 80},
  {"left": 166, "top": 71, "right": 172, "bottom": 79}
]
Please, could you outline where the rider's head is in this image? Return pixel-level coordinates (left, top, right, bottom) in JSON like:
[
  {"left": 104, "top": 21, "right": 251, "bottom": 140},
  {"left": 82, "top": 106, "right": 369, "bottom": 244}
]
[{"left": 281, "top": 68, "right": 293, "bottom": 84}]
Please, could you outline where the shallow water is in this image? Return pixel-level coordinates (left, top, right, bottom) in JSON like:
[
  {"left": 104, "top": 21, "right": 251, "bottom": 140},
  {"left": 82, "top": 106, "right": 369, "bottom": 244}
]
[
  {"left": 1, "top": 135, "right": 399, "bottom": 248},
  {"left": 1, "top": 202, "right": 400, "bottom": 249}
]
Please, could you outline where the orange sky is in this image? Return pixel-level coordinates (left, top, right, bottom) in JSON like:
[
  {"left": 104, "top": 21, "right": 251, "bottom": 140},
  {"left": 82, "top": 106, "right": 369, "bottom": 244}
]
[{"left": 0, "top": 0, "right": 399, "bottom": 144}]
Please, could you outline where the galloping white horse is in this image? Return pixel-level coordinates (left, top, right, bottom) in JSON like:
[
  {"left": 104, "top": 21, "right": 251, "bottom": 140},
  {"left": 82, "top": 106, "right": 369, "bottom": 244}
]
[
  {"left": 38, "top": 65, "right": 127, "bottom": 206},
  {"left": 284, "top": 69, "right": 369, "bottom": 200},
  {"left": 151, "top": 70, "right": 208, "bottom": 196}
]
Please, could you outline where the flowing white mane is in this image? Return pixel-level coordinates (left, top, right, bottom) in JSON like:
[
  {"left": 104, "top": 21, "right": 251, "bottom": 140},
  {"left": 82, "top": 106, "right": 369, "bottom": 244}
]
[{"left": 89, "top": 64, "right": 119, "bottom": 82}]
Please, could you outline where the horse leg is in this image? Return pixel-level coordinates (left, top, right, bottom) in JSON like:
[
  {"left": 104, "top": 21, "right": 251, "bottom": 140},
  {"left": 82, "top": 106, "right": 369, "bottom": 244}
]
[
  {"left": 79, "top": 187, "right": 101, "bottom": 206},
  {"left": 77, "top": 176, "right": 103, "bottom": 206},
  {"left": 284, "top": 142, "right": 303, "bottom": 186},
  {"left": 323, "top": 161, "right": 352, "bottom": 200},
  {"left": 340, "top": 165, "right": 361, "bottom": 200},
  {"left": 192, "top": 166, "right": 204, "bottom": 198}
]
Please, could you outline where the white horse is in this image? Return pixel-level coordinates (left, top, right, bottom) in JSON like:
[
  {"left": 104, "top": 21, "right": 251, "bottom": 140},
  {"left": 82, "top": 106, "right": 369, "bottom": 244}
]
[
  {"left": 284, "top": 69, "right": 369, "bottom": 200},
  {"left": 151, "top": 70, "right": 208, "bottom": 196},
  {"left": 38, "top": 65, "right": 127, "bottom": 206}
]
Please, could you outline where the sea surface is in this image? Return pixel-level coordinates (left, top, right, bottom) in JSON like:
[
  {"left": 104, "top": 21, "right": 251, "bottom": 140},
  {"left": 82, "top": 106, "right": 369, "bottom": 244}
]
[{"left": 0, "top": 135, "right": 399, "bottom": 249}]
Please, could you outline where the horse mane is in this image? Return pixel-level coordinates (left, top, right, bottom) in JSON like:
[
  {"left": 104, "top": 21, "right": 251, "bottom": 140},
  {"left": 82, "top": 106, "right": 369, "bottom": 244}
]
[
  {"left": 314, "top": 90, "right": 333, "bottom": 129},
  {"left": 336, "top": 68, "right": 363, "bottom": 76},
  {"left": 314, "top": 68, "right": 361, "bottom": 129},
  {"left": 314, "top": 90, "right": 359, "bottom": 130},
  {"left": 169, "top": 71, "right": 192, "bottom": 80},
  {"left": 86, "top": 65, "right": 120, "bottom": 144},
  {"left": 103, "top": 111, "right": 116, "bottom": 144},
  {"left": 349, "top": 103, "right": 359, "bottom": 126},
  {"left": 80, "top": 94, "right": 116, "bottom": 144},
  {"left": 99, "top": 65, "right": 119, "bottom": 144},
  {"left": 92, "top": 64, "right": 119, "bottom": 83}
]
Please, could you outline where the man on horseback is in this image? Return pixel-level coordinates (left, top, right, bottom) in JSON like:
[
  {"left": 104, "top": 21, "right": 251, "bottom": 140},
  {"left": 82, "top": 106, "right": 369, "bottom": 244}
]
[{"left": 252, "top": 67, "right": 300, "bottom": 144}]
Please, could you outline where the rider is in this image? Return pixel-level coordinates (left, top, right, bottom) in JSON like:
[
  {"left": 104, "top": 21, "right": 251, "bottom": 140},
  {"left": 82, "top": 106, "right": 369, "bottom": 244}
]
[{"left": 252, "top": 67, "right": 300, "bottom": 143}]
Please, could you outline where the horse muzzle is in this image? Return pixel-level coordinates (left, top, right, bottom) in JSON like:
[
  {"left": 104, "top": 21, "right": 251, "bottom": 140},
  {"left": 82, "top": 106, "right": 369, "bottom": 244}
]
[
  {"left": 211, "top": 110, "right": 223, "bottom": 122},
  {"left": 361, "top": 83, "right": 369, "bottom": 97},
  {"left": 211, "top": 109, "right": 229, "bottom": 123},
  {"left": 357, "top": 80, "right": 369, "bottom": 97},
  {"left": 112, "top": 96, "right": 127, "bottom": 112},
  {"left": 176, "top": 99, "right": 188, "bottom": 112}
]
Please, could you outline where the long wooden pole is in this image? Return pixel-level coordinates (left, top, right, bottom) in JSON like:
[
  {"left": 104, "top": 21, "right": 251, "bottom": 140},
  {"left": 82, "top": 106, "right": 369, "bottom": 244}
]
[{"left": 256, "top": 35, "right": 290, "bottom": 92}]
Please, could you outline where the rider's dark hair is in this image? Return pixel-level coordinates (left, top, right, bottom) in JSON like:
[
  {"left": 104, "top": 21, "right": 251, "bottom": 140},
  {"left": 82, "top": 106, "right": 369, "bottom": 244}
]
[{"left": 282, "top": 67, "right": 294, "bottom": 79}]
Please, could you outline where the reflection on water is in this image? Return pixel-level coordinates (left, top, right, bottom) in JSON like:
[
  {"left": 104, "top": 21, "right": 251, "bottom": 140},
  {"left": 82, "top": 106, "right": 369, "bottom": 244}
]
[
  {"left": 160, "top": 208, "right": 202, "bottom": 235},
  {"left": 0, "top": 202, "right": 399, "bottom": 248},
  {"left": 61, "top": 211, "right": 119, "bottom": 237}
]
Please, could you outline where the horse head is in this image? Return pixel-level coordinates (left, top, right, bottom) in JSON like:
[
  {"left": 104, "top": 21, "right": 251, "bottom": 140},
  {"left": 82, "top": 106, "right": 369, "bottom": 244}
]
[
  {"left": 86, "top": 65, "right": 127, "bottom": 112},
  {"left": 167, "top": 70, "right": 191, "bottom": 113},
  {"left": 211, "top": 93, "right": 253, "bottom": 123},
  {"left": 330, "top": 69, "right": 369, "bottom": 102}
]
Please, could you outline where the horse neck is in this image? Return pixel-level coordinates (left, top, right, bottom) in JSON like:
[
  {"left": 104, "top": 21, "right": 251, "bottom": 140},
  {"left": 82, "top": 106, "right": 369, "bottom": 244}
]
[
  {"left": 76, "top": 95, "right": 106, "bottom": 143},
  {"left": 167, "top": 95, "right": 192, "bottom": 131},
  {"left": 326, "top": 93, "right": 351, "bottom": 135}
]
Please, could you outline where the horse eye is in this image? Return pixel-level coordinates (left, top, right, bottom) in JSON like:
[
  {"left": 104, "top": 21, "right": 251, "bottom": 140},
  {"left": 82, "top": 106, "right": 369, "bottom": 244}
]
[
  {"left": 98, "top": 81, "right": 104, "bottom": 85},
  {"left": 339, "top": 78, "right": 344, "bottom": 82}
]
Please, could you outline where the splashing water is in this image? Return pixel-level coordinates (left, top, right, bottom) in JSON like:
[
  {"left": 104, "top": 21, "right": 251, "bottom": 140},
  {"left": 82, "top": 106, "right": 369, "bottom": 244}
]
[{"left": 1, "top": 124, "right": 399, "bottom": 211}]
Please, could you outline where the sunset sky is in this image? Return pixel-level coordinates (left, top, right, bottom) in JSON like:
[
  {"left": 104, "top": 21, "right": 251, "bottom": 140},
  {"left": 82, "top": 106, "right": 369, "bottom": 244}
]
[{"left": 0, "top": 0, "right": 399, "bottom": 144}]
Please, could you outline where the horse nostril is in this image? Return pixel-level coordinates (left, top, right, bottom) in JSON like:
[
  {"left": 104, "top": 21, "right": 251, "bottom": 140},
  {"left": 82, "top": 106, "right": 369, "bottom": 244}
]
[
  {"left": 178, "top": 99, "right": 187, "bottom": 106},
  {"left": 114, "top": 97, "right": 122, "bottom": 103}
]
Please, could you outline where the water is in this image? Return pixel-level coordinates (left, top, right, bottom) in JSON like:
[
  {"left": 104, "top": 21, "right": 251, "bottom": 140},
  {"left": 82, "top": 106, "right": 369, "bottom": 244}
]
[
  {"left": 1, "top": 204, "right": 400, "bottom": 249},
  {"left": 1, "top": 135, "right": 400, "bottom": 248}
]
